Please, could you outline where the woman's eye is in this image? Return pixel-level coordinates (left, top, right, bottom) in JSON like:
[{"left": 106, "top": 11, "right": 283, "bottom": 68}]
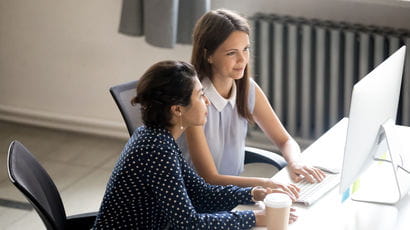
[
  {"left": 227, "top": 51, "right": 235, "bottom": 56},
  {"left": 244, "top": 47, "right": 250, "bottom": 52}
]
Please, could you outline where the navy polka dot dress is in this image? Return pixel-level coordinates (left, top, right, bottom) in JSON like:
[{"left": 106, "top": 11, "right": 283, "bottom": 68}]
[{"left": 93, "top": 126, "right": 256, "bottom": 229}]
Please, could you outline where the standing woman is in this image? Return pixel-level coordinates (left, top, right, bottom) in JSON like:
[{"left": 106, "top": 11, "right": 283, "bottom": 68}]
[
  {"left": 93, "top": 61, "right": 297, "bottom": 229},
  {"left": 179, "top": 9, "right": 325, "bottom": 195}
]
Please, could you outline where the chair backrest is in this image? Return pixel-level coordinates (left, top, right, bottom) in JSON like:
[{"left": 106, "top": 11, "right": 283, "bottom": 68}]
[
  {"left": 109, "top": 80, "right": 142, "bottom": 136},
  {"left": 7, "top": 140, "right": 67, "bottom": 230}
]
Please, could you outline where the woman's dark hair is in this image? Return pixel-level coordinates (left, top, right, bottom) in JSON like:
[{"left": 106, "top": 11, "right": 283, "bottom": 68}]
[
  {"left": 131, "top": 61, "right": 197, "bottom": 128},
  {"left": 191, "top": 9, "right": 253, "bottom": 122}
]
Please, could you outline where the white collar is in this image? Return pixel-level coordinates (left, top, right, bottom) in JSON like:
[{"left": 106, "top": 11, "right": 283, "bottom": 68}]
[{"left": 202, "top": 77, "right": 236, "bottom": 112}]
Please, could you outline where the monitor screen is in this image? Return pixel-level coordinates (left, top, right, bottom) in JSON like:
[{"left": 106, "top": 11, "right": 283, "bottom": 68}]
[{"left": 339, "top": 46, "right": 406, "bottom": 194}]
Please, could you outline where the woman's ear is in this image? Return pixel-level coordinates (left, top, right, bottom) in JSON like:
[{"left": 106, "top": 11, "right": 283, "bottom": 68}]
[
  {"left": 170, "top": 105, "right": 182, "bottom": 117},
  {"left": 205, "top": 49, "right": 213, "bottom": 64}
]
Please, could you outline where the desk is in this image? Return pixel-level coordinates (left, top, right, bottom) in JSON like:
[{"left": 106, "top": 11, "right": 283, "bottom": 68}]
[{"left": 236, "top": 118, "right": 410, "bottom": 230}]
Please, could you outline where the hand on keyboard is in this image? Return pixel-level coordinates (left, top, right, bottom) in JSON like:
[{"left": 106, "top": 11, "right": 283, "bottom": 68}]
[
  {"left": 252, "top": 185, "right": 298, "bottom": 202},
  {"left": 294, "top": 172, "right": 340, "bottom": 205},
  {"left": 288, "top": 161, "right": 327, "bottom": 183},
  {"left": 265, "top": 178, "right": 300, "bottom": 201}
]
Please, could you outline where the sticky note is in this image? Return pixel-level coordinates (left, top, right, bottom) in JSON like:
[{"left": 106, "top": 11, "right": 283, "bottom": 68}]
[
  {"left": 352, "top": 179, "right": 361, "bottom": 194},
  {"left": 342, "top": 187, "right": 350, "bottom": 203},
  {"left": 378, "top": 152, "right": 388, "bottom": 165}
]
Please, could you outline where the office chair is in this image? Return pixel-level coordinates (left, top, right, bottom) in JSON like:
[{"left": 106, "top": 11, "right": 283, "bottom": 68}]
[
  {"left": 7, "top": 140, "right": 97, "bottom": 230},
  {"left": 110, "top": 80, "right": 287, "bottom": 170}
]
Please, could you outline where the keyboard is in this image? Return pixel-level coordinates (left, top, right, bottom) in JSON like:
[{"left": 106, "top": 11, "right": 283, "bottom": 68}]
[{"left": 294, "top": 172, "right": 340, "bottom": 205}]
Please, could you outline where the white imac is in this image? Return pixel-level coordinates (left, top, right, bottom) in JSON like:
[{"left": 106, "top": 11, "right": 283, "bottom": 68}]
[{"left": 339, "top": 46, "right": 410, "bottom": 204}]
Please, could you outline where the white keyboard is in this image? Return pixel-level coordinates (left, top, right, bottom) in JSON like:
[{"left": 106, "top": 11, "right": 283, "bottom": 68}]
[{"left": 294, "top": 173, "right": 340, "bottom": 205}]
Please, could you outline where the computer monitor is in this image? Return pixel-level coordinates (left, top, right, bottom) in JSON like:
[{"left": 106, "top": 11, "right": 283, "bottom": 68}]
[{"left": 339, "top": 46, "right": 407, "bottom": 204}]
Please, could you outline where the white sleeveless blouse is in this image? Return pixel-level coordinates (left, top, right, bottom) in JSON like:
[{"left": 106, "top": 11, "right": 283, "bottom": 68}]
[{"left": 178, "top": 77, "right": 256, "bottom": 176}]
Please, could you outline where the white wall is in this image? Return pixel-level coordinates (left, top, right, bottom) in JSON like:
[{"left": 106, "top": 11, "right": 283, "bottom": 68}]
[
  {"left": 0, "top": 0, "right": 191, "bottom": 138},
  {"left": 0, "top": 0, "right": 409, "bottom": 139}
]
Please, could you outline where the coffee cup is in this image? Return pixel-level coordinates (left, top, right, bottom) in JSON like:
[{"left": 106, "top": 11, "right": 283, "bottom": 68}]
[{"left": 264, "top": 193, "right": 292, "bottom": 230}]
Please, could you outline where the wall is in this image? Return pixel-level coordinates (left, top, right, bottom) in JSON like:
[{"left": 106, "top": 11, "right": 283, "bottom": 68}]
[
  {"left": 0, "top": 0, "right": 409, "bottom": 139},
  {"left": 214, "top": 0, "right": 410, "bottom": 30},
  {"left": 0, "top": 0, "right": 191, "bottom": 139}
]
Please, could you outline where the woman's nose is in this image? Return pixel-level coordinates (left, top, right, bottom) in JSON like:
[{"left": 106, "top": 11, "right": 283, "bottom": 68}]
[
  {"left": 204, "top": 95, "right": 210, "bottom": 105},
  {"left": 237, "top": 53, "right": 244, "bottom": 63},
  {"left": 238, "top": 51, "right": 248, "bottom": 63}
]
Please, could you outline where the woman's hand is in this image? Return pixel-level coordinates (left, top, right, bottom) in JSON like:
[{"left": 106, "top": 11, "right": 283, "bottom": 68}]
[
  {"left": 288, "top": 161, "right": 326, "bottom": 183},
  {"left": 289, "top": 207, "right": 298, "bottom": 224},
  {"left": 262, "top": 179, "right": 300, "bottom": 201},
  {"left": 254, "top": 207, "right": 298, "bottom": 226},
  {"left": 252, "top": 186, "right": 298, "bottom": 202}
]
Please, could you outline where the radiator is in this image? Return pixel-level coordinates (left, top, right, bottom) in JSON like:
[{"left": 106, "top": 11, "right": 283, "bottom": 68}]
[{"left": 250, "top": 14, "right": 410, "bottom": 141}]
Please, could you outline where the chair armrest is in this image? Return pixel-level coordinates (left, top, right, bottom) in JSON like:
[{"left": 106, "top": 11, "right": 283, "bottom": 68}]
[
  {"left": 244, "top": 146, "right": 287, "bottom": 170},
  {"left": 66, "top": 211, "right": 98, "bottom": 229}
]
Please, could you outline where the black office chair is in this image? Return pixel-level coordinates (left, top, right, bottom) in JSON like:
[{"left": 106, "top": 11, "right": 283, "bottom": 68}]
[
  {"left": 7, "top": 140, "right": 97, "bottom": 230},
  {"left": 110, "top": 80, "right": 287, "bottom": 170}
]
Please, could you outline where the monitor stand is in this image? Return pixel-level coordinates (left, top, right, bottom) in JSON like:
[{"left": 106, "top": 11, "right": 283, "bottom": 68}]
[{"left": 351, "top": 120, "right": 410, "bottom": 205}]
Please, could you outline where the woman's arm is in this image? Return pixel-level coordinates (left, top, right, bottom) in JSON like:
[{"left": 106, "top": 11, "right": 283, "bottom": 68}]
[
  {"left": 186, "top": 125, "right": 275, "bottom": 187},
  {"left": 146, "top": 144, "right": 255, "bottom": 229},
  {"left": 185, "top": 126, "right": 299, "bottom": 199},
  {"left": 252, "top": 83, "right": 325, "bottom": 182}
]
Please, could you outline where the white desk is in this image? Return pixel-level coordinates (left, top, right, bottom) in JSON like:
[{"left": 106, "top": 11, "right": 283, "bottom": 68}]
[{"left": 236, "top": 118, "right": 410, "bottom": 230}]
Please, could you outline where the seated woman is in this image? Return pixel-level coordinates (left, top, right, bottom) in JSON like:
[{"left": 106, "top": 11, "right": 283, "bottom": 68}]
[{"left": 93, "top": 61, "right": 297, "bottom": 229}]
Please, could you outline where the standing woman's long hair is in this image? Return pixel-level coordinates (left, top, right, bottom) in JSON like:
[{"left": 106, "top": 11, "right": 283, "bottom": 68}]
[{"left": 191, "top": 9, "right": 253, "bottom": 122}]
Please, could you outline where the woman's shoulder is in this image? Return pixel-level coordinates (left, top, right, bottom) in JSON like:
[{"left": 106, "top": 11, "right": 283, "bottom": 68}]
[
  {"left": 248, "top": 77, "right": 257, "bottom": 88},
  {"left": 132, "top": 126, "right": 178, "bottom": 154}
]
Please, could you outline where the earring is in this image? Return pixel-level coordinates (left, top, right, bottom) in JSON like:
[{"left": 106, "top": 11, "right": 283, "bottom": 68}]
[{"left": 179, "top": 112, "right": 184, "bottom": 130}]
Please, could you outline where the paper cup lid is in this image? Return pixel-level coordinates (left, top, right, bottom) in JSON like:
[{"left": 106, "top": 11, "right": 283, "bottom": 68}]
[{"left": 264, "top": 193, "right": 292, "bottom": 208}]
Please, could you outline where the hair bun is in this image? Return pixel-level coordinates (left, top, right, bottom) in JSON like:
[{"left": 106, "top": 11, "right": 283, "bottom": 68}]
[{"left": 131, "top": 96, "right": 140, "bottom": 105}]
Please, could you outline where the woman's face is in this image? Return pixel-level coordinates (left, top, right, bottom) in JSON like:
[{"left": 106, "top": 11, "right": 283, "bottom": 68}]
[
  {"left": 181, "top": 77, "right": 209, "bottom": 127},
  {"left": 208, "top": 31, "right": 250, "bottom": 80}
]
